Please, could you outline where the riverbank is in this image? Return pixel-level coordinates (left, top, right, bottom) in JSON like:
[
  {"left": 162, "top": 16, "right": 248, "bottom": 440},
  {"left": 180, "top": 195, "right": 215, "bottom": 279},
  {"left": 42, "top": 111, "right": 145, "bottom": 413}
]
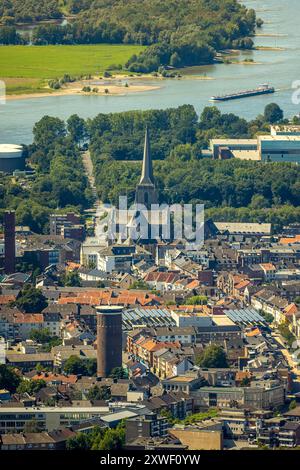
[
  {"left": 5, "top": 73, "right": 217, "bottom": 101},
  {"left": 6, "top": 79, "right": 161, "bottom": 101}
]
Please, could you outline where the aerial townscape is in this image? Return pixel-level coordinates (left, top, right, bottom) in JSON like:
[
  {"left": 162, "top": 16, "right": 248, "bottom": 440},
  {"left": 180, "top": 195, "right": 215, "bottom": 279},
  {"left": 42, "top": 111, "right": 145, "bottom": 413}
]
[{"left": 0, "top": 0, "right": 300, "bottom": 460}]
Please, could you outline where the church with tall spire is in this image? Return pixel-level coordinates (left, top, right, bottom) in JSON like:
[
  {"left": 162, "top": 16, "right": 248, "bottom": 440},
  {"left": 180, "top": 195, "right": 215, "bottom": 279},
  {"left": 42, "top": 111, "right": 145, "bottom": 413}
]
[
  {"left": 113, "top": 127, "right": 162, "bottom": 246},
  {"left": 135, "top": 127, "right": 158, "bottom": 209}
]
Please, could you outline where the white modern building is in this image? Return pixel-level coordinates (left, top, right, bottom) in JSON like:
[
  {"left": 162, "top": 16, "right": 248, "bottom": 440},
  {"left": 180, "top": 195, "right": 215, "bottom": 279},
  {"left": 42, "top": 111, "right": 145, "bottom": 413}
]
[
  {"left": 258, "top": 135, "right": 300, "bottom": 163},
  {"left": 209, "top": 126, "right": 300, "bottom": 163}
]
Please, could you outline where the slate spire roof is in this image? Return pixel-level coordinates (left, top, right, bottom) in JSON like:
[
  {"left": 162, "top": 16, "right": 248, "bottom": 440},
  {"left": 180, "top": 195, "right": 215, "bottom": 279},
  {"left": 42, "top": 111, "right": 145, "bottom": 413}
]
[{"left": 140, "top": 127, "right": 154, "bottom": 185}]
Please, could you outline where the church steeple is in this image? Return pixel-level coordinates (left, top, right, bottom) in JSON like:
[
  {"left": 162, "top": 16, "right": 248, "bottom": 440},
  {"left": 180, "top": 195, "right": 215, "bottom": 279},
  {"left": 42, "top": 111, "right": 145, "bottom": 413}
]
[
  {"left": 140, "top": 127, "right": 154, "bottom": 185},
  {"left": 135, "top": 127, "right": 158, "bottom": 209}
]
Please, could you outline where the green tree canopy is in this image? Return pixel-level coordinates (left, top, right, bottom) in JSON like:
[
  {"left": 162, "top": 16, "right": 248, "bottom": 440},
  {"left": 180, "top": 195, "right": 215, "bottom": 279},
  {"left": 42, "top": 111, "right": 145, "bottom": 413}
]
[
  {"left": 67, "top": 114, "right": 88, "bottom": 146},
  {"left": 109, "top": 367, "right": 128, "bottom": 380},
  {"left": 264, "top": 103, "right": 284, "bottom": 124},
  {"left": 0, "top": 364, "right": 21, "bottom": 392},
  {"left": 196, "top": 344, "right": 228, "bottom": 368},
  {"left": 17, "top": 379, "right": 46, "bottom": 395},
  {"left": 60, "top": 271, "right": 82, "bottom": 287},
  {"left": 186, "top": 296, "right": 208, "bottom": 305},
  {"left": 13, "top": 284, "right": 48, "bottom": 313},
  {"left": 63, "top": 356, "right": 97, "bottom": 376},
  {"left": 87, "top": 385, "right": 111, "bottom": 401},
  {"left": 30, "top": 328, "right": 51, "bottom": 344}
]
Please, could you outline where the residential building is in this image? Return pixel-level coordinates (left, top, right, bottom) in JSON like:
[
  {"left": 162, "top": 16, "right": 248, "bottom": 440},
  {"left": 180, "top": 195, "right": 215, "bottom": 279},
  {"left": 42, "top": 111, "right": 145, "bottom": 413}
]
[{"left": 125, "top": 413, "right": 168, "bottom": 443}]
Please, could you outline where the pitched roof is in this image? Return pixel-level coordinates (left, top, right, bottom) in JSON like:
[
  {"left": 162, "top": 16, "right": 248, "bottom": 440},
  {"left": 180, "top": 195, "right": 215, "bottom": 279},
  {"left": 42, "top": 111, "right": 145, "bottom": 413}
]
[
  {"left": 279, "top": 235, "right": 300, "bottom": 245},
  {"left": 139, "top": 127, "right": 154, "bottom": 185},
  {"left": 185, "top": 280, "right": 201, "bottom": 290},
  {"left": 284, "top": 303, "right": 299, "bottom": 316},
  {"left": 0, "top": 294, "right": 16, "bottom": 305},
  {"left": 260, "top": 263, "right": 276, "bottom": 271},
  {"left": 144, "top": 272, "right": 179, "bottom": 283},
  {"left": 31, "top": 373, "right": 78, "bottom": 384},
  {"left": 13, "top": 313, "right": 44, "bottom": 324}
]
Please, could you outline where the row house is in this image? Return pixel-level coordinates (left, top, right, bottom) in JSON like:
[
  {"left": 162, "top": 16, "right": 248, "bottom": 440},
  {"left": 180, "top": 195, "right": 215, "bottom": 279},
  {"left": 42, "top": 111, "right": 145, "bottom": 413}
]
[
  {"left": 251, "top": 288, "right": 297, "bottom": 325},
  {"left": 0, "top": 309, "right": 62, "bottom": 341},
  {"left": 143, "top": 271, "right": 180, "bottom": 292},
  {"left": 152, "top": 348, "right": 193, "bottom": 379},
  {"left": 128, "top": 335, "right": 181, "bottom": 368}
]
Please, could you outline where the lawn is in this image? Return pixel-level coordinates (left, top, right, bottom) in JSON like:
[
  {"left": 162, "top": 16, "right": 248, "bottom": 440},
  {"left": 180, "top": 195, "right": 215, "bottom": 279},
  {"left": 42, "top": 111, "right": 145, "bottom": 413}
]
[{"left": 0, "top": 44, "right": 145, "bottom": 94}]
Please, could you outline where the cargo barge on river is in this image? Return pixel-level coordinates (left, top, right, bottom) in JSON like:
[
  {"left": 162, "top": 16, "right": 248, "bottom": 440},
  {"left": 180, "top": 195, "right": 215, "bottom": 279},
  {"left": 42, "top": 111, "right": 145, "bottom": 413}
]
[{"left": 211, "top": 84, "right": 275, "bottom": 102}]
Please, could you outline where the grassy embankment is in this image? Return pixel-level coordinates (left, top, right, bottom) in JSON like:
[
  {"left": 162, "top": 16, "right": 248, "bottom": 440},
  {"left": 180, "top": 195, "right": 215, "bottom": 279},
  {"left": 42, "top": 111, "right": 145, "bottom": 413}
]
[{"left": 0, "top": 44, "right": 145, "bottom": 95}]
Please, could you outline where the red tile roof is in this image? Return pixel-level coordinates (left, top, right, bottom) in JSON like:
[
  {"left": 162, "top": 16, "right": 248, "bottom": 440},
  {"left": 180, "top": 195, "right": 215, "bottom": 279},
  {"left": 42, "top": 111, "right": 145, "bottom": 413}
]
[
  {"left": 0, "top": 295, "right": 16, "bottom": 305},
  {"left": 31, "top": 372, "right": 78, "bottom": 384}
]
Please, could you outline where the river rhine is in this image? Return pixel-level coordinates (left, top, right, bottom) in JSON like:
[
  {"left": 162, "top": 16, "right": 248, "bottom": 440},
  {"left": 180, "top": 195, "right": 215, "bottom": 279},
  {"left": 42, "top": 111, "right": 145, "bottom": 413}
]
[{"left": 0, "top": 0, "right": 299, "bottom": 144}]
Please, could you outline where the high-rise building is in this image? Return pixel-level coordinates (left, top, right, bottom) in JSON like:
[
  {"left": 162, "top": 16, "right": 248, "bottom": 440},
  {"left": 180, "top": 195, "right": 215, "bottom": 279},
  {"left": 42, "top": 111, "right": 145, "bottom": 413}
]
[
  {"left": 4, "top": 211, "right": 16, "bottom": 274},
  {"left": 96, "top": 306, "right": 123, "bottom": 378}
]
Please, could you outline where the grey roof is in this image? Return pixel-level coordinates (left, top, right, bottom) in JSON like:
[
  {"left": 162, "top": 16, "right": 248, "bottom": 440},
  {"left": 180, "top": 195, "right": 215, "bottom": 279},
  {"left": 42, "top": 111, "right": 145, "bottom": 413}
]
[
  {"left": 122, "top": 308, "right": 176, "bottom": 330},
  {"left": 214, "top": 222, "right": 271, "bottom": 235},
  {"left": 225, "top": 308, "right": 266, "bottom": 326}
]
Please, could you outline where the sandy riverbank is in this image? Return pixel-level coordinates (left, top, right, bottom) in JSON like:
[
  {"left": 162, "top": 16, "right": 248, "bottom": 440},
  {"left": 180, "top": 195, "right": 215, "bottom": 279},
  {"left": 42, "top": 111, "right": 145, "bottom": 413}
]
[
  {"left": 6, "top": 78, "right": 161, "bottom": 101},
  {"left": 5, "top": 72, "right": 215, "bottom": 101},
  {"left": 255, "top": 46, "right": 286, "bottom": 51}
]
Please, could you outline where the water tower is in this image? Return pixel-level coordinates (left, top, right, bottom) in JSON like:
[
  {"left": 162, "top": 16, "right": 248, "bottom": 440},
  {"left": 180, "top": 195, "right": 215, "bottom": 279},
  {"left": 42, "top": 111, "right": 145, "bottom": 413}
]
[{"left": 96, "top": 306, "right": 123, "bottom": 378}]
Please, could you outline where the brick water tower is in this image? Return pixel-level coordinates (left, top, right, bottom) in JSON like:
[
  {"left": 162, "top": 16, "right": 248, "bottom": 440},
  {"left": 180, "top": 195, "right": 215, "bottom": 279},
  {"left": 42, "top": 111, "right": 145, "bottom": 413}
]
[{"left": 96, "top": 306, "right": 123, "bottom": 378}]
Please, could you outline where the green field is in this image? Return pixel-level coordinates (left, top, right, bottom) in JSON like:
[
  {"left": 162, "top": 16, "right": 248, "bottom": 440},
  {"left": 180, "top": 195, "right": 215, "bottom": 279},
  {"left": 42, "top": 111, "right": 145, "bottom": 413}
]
[{"left": 0, "top": 44, "right": 145, "bottom": 94}]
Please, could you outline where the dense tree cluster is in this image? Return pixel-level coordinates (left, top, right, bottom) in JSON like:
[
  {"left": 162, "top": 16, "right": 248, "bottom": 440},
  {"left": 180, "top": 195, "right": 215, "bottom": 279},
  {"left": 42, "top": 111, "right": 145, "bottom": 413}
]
[
  {"left": 66, "top": 422, "right": 125, "bottom": 450},
  {"left": 63, "top": 356, "right": 97, "bottom": 376},
  {"left": 0, "top": 364, "right": 21, "bottom": 392},
  {"left": 86, "top": 104, "right": 300, "bottom": 231},
  {"left": 0, "top": 0, "right": 257, "bottom": 71},
  {"left": 0, "top": 116, "right": 93, "bottom": 233},
  {"left": 0, "top": 25, "right": 23, "bottom": 44},
  {"left": 196, "top": 344, "right": 229, "bottom": 368},
  {"left": 2, "top": 103, "right": 299, "bottom": 235},
  {"left": 17, "top": 378, "right": 46, "bottom": 395},
  {"left": 0, "top": 0, "right": 61, "bottom": 24},
  {"left": 12, "top": 284, "right": 48, "bottom": 313}
]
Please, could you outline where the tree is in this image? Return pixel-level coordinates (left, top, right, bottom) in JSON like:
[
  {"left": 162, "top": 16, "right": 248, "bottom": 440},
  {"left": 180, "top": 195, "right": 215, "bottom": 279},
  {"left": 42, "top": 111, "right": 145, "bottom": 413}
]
[
  {"left": 159, "top": 408, "right": 175, "bottom": 424},
  {"left": 85, "top": 358, "right": 97, "bottom": 376},
  {"left": 260, "top": 310, "right": 274, "bottom": 324},
  {"left": 278, "top": 323, "right": 296, "bottom": 348},
  {"left": 63, "top": 356, "right": 96, "bottom": 376},
  {"left": 63, "top": 356, "right": 88, "bottom": 375},
  {"left": 24, "top": 418, "right": 43, "bottom": 433},
  {"left": 33, "top": 116, "right": 66, "bottom": 148},
  {"left": 186, "top": 296, "right": 208, "bottom": 305},
  {"left": 289, "top": 400, "right": 297, "bottom": 411},
  {"left": 250, "top": 194, "right": 269, "bottom": 209},
  {"left": 66, "top": 433, "right": 91, "bottom": 450},
  {"left": 30, "top": 328, "right": 51, "bottom": 344},
  {"left": 87, "top": 385, "right": 111, "bottom": 401},
  {"left": 240, "top": 377, "right": 251, "bottom": 387},
  {"left": 67, "top": 114, "right": 88, "bottom": 147},
  {"left": 128, "top": 280, "right": 150, "bottom": 290},
  {"left": 92, "top": 423, "right": 125, "bottom": 450},
  {"left": 13, "top": 285, "right": 48, "bottom": 313},
  {"left": 170, "top": 52, "right": 182, "bottom": 68},
  {"left": 60, "top": 271, "right": 82, "bottom": 287},
  {"left": 17, "top": 379, "right": 46, "bottom": 395},
  {"left": 109, "top": 367, "right": 128, "bottom": 380},
  {"left": 0, "top": 364, "right": 21, "bottom": 392},
  {"left": 264, "top": 103, "right": 284, "bottom": 124},
  {"left": 196, "top": 344, "right": 228, "bottom": 368}
]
